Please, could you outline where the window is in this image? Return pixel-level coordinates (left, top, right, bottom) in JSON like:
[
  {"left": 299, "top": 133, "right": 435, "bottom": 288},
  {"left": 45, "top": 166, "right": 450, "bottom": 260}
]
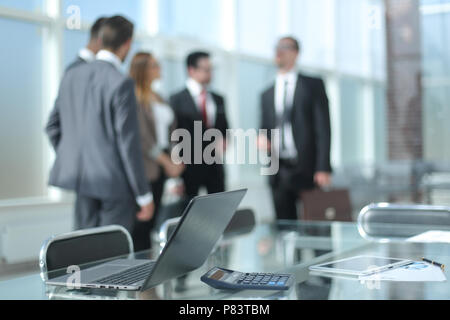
[
  {"left": 1, "top": 0, "right": 449, "bottom": 202},
  {"left": 292, "top": 0, "right": 336, "bottom": 70},
  {"left": 63, "top": 29, "right": 88, "bottom": 69},
  {"left": 158, "top": 58, "right": 188, "bottom": 99},
  {"left": 0, "top": 0, "right": 44, "bottom": 12},
  {"left": 338, "top": 78, "right": 365, "bottom": 164},
  {"left": 421, "top": 0, "right": 450, "bottom": 161},
  {"left": 0, "top": 18, "right": 44, "bottom": 199},
  {"left": 61, "top": 0, "right": 146, "bottom": 29},
  {"left": 158, "top": 0, "right": 222, "bottom": 47},
  {"left": 230, "top": 58, "right": 277, "bottom": 183},
  {"left": 236, "top": 0, "right": 280, "bottom": 58},
  {"left": 335, "top": 0, "right": 385, "bottom": 78}
]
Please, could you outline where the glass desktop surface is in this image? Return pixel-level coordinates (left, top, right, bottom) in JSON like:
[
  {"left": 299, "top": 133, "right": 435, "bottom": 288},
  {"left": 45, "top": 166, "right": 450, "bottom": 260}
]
[{"left": 0, "top": 221, "right": 449, "bottom": 300}]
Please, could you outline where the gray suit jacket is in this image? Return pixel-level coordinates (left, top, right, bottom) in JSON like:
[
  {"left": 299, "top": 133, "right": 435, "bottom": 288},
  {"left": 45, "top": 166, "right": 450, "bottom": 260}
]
[
  {"left": 65, "top": 56, "right": 86, "bottom": 73},
  {"left": 46, "top": 60, "right": 150, "bottom": 201}
]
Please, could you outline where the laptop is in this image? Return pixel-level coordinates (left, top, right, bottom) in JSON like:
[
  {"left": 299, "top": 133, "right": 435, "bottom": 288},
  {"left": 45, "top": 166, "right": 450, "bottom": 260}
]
[{"left": 46, "top": 189, "right": 247, "bottom": 291}]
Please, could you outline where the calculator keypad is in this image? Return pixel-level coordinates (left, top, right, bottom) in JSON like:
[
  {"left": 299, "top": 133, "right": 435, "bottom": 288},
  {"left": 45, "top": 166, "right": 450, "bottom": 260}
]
[{"left": 235, "top": 273, "right": 290, "bottom": 287}]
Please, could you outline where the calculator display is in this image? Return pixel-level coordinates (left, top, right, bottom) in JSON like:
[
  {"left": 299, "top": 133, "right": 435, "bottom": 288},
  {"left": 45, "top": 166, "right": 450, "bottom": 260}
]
[{"left": 210, "top": 269, "right": 228, "bottom": 280}]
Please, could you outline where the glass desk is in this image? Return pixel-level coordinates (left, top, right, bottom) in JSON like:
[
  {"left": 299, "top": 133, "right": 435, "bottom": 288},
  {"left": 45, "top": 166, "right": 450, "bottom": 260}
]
[{"left": 0, "top": 221, "right": 449, "bottom": 300}]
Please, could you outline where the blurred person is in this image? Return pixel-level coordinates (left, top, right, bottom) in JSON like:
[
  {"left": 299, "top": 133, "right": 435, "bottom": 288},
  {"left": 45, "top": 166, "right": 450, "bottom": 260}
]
[
  {"left": 169, "top": 51, "right": 229, "bottom": 293},
  {"left": 170, "top": 51, "right": 229, "bottom": 201},
  {"left": 259, "top": 36, "right": 332, "bottom": 221},
  {"left": 129, "top": 52, "right": 184, "bottom": 251},
  {"left": 46, "top": 16, "right": 154, "bottom": 233},
  {"left": 66, "top": 16, "right": 107, "bottom": 71}
]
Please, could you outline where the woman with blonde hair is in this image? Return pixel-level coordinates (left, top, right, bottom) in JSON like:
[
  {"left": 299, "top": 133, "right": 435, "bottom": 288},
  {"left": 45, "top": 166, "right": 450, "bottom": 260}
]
[{"left": 129, "top": 52, "right": 184, "bottom": 251}]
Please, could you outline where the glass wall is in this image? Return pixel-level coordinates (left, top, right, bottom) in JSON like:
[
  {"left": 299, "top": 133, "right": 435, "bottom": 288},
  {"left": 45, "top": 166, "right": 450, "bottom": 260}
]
[
  {"left": 422, "top": 0, "right": 450, "bottom": 161},
  {"left": 292, "top": 0, "right": 337, "bottom": 70},
  {"left": 0, "top": 0, "right": 44, "bottom": 12},
  {"left": 236, "top": 0, "right": 281, "bottom": 58},
  {"left": 0, "top": 18, "right": 44, "bottom": 200},
  {"left": 63, "top": 29, "right": 88, "bottom": 69},
  {"left": 61, "top": 0, "right": 145, "bottom": 29},
  {"left": 159, "top": 0, "right": 222, "bottom": 47},
  {"left": 231, "top": 58, "right": 277, "bottom": 183},
  {"left": 0, "top": 0, "right": 449, "bottom": 202}
]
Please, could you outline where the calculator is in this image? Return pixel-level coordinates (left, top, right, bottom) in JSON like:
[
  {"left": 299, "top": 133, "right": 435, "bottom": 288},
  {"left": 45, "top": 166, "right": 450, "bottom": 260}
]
[{"left": 201, "top": 267, "right": 294, "bottom": 291}]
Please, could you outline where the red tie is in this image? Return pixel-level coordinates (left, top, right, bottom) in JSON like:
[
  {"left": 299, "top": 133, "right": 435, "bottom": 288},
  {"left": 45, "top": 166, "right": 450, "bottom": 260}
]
[{"left": 200, "top": 89, "right": 209, "bottom": 127}]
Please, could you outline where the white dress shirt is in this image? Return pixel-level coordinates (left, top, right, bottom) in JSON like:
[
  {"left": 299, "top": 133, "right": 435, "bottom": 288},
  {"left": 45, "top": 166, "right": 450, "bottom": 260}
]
[
  {"left": 274, "top": 69, "right": 298, "bottom": 159},
  {"left": 153, "top": 101, "right": 175, "bottom": 150},
  {"left": 96, "top": 50, "right": 123, "bottom": 70},
  {"left": 186, "top": 78, "right": 216, "bottom": 127},
  {"left": 96, "top": 49, "right": 153, "bottom": 207},
  {"left": 78, "top": 48, "right": 95, "bottom": 63}
]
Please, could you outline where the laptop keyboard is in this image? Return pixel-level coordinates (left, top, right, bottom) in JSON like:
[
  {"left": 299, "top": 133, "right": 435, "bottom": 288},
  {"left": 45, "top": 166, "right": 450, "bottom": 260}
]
[{"left": 96, "top": 261, "right": 156, "bottom": 286}]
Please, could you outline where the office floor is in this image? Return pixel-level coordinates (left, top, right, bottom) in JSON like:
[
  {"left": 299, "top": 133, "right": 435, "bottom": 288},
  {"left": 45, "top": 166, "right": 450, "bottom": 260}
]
[{"left": 0, "top": 261, "right": 39, "bottom": 282}]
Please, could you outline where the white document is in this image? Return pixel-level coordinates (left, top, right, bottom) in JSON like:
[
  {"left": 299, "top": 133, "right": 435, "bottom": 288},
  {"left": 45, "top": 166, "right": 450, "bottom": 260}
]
[
  {"left": 359, "top": 262, "right": 446, "bottom": 282},
  {"left": 407, "top": 230, "right": 450, "bottom": 243}
]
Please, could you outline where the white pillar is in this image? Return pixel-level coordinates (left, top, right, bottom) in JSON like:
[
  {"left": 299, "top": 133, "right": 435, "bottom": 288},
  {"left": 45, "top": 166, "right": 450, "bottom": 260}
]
[
  {"left": 220, "top": 0, "right": 237, "bottom": 52},
  {"left": 43, "top": 0, "right": 63, "bottom": 200},
  {"left": 142, "top": 0, "right": 159, "bottom": 37}
]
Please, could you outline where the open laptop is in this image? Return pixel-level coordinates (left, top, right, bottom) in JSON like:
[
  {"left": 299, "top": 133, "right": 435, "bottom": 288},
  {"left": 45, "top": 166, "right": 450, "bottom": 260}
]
[{"left": 46, "top": 189, "right": 247, "bottom": 291}]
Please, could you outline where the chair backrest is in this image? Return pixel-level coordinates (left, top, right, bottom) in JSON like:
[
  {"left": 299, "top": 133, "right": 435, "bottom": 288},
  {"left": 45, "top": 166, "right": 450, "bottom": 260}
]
[
  {"left": 158, "top": 208, "right": 257, "bottom": 248},
  {"left": 39, "top": 225, "right": 133, "bottom": 281},
  {"left": 158, "top": 217, "right": 181, "bottom": 248},
  {"left": 223, "top": 208, "right": 256, "bottom": 237},
  {"left": 357, "top": 203, "right": 450, "bottom": 241}
]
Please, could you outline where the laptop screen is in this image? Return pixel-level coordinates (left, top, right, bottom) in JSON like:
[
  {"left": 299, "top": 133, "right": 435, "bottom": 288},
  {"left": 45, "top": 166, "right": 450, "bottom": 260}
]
[{"left": 142, "top": 189, "right": 247, "bottom": 290}]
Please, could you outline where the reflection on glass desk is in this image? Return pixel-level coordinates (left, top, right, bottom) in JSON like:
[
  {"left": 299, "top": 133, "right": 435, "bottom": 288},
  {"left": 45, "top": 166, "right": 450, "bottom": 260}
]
[{"left": 0, "top": 221, "right": 449, "bottom": 300}]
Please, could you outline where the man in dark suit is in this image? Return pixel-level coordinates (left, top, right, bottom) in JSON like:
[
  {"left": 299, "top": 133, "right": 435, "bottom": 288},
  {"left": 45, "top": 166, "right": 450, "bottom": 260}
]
[
  {"left": 259, "top": 36, "right": 332, "bottom": 221},
  {"left": 46, "top": 16, "right": 154, "bottom": 232},
  {"left": 66, "top": 16, "right": 107, "bottom": 72},
  {"left": 170, "top": 51, "right": 229, "bottom": 200}
]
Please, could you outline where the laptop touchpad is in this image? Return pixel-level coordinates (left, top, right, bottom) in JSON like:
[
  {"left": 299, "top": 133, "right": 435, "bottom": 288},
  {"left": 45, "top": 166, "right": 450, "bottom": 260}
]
[{"left": 81, "top": 265, "right": 126, "bottom": 282}]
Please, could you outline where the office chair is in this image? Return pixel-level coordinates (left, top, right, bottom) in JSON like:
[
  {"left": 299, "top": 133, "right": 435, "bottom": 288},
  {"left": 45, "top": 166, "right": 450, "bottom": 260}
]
[
  {"left": 357, "top": 203, "right": 450, "bottom": 241},
  {"left": 156, "top": 209, "right": 256, "bottom": 293},
  {"left": 158, "top": 217, "right": 181, "bottom": 248},
  {"left": 223, "top": 208, "right": 256, "bottom": 238},
  {"left": 158, "top": 208, "right": 257, "bottom": 248},
  {"left": 39, "top": 225, "right": 134, "bottom": 281}
]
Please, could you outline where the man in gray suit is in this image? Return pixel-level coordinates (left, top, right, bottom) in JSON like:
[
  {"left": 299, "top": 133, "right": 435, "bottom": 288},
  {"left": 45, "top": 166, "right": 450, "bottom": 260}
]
[
  {"left": 66, "top": 16, "right": 107, "bottom": 72},
  {"left": 46, "top": 16, "right": 154, "bottom": 232}
]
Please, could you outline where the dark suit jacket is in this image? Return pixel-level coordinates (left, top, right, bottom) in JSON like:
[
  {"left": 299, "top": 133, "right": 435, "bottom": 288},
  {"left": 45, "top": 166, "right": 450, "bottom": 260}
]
[
  {"left": 261, "top": 73, "right": 332, "bottom": 178},
  {"left": 45, "top": 60, "right": 150, "bottom": 201},
  {"left": 169, "top": 88, "right": 229, "bottom": 166}
]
